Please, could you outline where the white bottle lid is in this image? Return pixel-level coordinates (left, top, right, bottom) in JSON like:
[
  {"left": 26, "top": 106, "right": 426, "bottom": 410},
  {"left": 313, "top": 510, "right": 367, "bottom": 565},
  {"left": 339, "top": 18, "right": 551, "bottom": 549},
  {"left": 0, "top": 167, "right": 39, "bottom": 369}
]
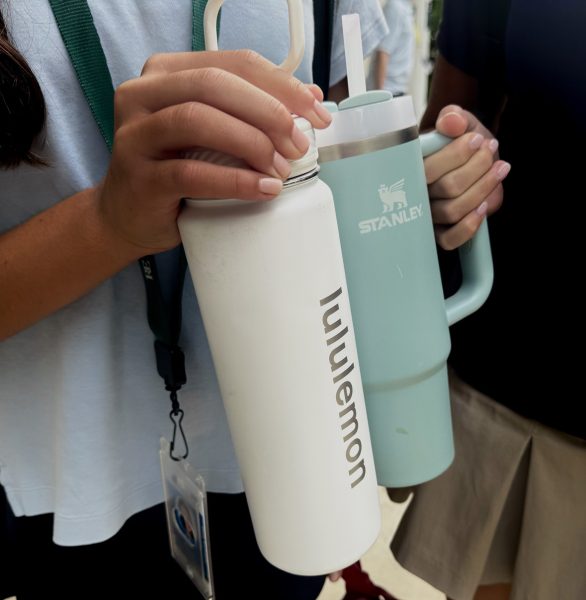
[
  {"left": 288, "top": 116, "right": 319, "bottom": 179},
  {"left": 184, "top": 116, "right": 318, "bottom": 184}
]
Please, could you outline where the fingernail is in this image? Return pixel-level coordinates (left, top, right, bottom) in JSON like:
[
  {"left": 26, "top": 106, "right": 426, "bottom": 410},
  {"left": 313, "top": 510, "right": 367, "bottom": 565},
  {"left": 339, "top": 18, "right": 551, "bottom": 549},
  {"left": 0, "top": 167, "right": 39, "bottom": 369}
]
[
  {"left": 291, "top": 124, "right": 310, "bottom": 153},
  {"left": 312, "top": 99, "right": 333, "bottom": 124},
  {"left": 302, "top": 83, "right": 318, "bottom": 101},
  {"left": 496, "top": 162, "right": 511, "bottom": 180},
  {"left": 437, "top": 110, "right": 461, "bottom": 125},
  {"left": 306, "top": 84, "right": 324, "bottom": 101},
  {"left": 488, "top": 138, "right": 499, "bottom": 153},
  {"left": 259, "top": 177, "right": 283, "bottom": 195},
  {"left": 273, "top": 151, "right": 291, "bottom": 179},
  {"left": 468, "top": 133, "right": 484, "bottom": 150},
  {"left": 476, "top": 201, "right": 488, "bottom": 216}
]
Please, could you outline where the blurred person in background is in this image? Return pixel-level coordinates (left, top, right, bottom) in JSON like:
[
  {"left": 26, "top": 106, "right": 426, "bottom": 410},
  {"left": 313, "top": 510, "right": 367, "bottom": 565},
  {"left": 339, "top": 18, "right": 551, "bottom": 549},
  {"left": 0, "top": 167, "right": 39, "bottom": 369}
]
[{"left": 367, "top": 0, "right": 415, "bottom": 96}]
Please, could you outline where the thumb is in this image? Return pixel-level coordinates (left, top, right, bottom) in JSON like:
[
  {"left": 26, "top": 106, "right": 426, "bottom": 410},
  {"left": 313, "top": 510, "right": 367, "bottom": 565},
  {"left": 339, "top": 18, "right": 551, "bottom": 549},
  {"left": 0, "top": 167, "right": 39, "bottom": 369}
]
[{"left": 435, "top": 104, "right": 477, "bottom": 138}]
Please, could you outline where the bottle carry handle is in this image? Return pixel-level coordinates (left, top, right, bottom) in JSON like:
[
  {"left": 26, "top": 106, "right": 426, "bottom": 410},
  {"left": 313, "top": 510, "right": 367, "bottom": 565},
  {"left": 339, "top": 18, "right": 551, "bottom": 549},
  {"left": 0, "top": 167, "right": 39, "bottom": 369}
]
[
  {"left": 420, "top": 131, "right": 494, "bottom": 326},
  {"left": 204, "top": 0, "right": 305, "bottom": 74}
]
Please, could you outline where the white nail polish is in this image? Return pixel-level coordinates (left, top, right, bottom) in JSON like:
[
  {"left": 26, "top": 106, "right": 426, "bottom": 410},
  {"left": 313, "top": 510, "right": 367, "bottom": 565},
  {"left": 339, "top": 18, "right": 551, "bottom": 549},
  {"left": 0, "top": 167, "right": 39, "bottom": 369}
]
[
  {"left": 476, "top": 201, "right": 488, "bottom": 216},
  {"left": 259, "top": 177, "right": 283, "bottom": 195},
  {"left": 488, "top": 139, "right": 499, "bottom": 153},
  {"left": 469, "top": 134, "right": 484, "bottom": 150},
  {"left": 496, "top": 162, "right": 511, "bottom": 180}
]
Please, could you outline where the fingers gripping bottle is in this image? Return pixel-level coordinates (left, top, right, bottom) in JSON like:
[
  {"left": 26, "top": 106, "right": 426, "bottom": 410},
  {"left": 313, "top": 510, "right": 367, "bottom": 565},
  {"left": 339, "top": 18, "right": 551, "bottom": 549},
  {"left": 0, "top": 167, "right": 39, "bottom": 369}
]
[{"left": 178, "top": 118, "right": 381, "bottom": 575}]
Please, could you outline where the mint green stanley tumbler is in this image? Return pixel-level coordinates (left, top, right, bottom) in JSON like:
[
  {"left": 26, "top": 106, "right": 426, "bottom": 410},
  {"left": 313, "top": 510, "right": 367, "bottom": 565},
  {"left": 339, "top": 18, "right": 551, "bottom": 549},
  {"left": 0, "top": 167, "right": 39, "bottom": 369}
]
[{"left": 316, "top": 91, "right": 494, "bottom": 487}]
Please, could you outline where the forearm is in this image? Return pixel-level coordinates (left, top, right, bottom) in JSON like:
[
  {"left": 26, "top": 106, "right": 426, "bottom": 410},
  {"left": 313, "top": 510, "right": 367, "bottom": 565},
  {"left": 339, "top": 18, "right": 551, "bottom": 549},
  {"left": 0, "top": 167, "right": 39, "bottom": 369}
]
[
  {"left": 328, "top": 77, "right": 349, "bottom": 104},
  {"left": 375, "top": 51, "right": 389, "bottom": 90},
  {"left": 0, "top": 187, "right": 145, "bottom": 340}
]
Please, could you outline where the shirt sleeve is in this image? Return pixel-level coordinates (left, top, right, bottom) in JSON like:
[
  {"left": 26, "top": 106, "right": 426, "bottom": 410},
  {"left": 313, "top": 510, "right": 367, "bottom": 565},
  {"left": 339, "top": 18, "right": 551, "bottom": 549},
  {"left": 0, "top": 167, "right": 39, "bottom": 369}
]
[
  {"left": 377, "top": 1, "right": 401, "bottom": 56},
  {"left": 329, "top": 0, "right": 389, "bottom": 86}
]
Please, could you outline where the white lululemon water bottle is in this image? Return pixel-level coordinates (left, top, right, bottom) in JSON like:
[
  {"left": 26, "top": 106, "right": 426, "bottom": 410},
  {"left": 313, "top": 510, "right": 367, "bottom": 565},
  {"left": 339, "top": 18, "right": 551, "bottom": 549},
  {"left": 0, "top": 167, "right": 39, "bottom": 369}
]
[{"left": 178, "top": 118, "right": 381, "bottom": 575}]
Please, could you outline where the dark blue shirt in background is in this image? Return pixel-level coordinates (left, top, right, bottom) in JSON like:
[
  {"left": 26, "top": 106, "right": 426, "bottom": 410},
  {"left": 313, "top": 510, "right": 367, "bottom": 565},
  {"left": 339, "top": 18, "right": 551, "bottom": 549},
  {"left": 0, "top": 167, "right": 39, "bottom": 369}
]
[{"left": 437, "top": 0, "right": 586, "bottom": 440}]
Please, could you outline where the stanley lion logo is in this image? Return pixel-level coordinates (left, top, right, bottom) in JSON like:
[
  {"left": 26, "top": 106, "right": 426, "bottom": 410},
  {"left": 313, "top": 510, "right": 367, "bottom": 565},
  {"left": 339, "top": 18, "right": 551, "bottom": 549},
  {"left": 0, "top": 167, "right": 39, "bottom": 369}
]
[
  {"left": 378, "top": 179, "right": 407, "bottom": 212},
  {"left": 358, "top": 178, "right": 423, "bottom": 235}
]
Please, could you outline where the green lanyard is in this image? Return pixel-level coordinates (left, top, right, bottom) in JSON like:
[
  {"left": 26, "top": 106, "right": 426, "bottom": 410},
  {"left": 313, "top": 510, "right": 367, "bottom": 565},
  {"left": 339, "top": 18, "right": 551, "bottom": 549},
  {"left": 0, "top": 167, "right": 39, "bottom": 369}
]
[
  {"left": 48, "top": 0, "right": 209, "bottom": 149},
  {"left": 48, "top": 0, "right": 214, "bottom": 459}
]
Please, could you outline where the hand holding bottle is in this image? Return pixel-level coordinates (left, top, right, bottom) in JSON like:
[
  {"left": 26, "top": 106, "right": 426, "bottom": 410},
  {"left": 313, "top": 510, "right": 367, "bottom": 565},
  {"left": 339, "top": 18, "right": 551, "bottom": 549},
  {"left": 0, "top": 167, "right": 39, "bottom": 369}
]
[
  {"left": 425, "top": 104, "right": 510, "bottom": 250},
  {"left": 98, "top": 49, "right": 332, "bottom": 256}
]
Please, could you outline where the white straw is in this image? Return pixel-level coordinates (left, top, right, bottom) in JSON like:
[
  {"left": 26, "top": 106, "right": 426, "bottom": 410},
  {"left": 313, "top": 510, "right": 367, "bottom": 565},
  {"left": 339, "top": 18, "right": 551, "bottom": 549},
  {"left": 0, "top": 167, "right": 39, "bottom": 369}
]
[{"left": 342, "top": 14, "right": 366, "bottom": 97}]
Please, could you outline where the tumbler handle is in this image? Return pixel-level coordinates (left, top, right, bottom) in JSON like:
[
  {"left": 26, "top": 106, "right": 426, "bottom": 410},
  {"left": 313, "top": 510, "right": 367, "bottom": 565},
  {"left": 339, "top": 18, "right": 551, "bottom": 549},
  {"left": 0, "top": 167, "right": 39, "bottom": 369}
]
[
  {"left": 420, "top": 131, "right": 494, "bottom": 326},
  {"left": 204, "top": 0, "right": 305, "bottom": 74}
]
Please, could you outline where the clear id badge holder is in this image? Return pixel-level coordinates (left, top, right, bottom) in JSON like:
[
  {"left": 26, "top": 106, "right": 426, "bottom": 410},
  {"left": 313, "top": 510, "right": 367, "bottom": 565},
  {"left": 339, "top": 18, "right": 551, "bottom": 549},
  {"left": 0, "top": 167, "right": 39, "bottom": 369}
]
[{"left": 160, "top": 438, "right": 214, "bottom": 599}]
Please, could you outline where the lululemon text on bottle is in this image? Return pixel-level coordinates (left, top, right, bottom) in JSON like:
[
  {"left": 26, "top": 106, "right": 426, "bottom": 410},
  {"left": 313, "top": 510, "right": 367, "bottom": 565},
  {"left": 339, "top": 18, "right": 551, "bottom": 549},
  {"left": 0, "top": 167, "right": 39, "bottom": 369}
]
[{"left": 320, "top": 287, "right": 365, "bottom": 489}]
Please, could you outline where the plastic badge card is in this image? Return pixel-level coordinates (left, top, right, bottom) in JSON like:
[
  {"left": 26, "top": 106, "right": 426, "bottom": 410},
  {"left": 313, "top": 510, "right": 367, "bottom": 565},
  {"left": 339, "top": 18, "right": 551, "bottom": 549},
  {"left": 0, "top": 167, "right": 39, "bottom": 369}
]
[{"left": 160, "top": 438, "right": 214, "bottom": 599}]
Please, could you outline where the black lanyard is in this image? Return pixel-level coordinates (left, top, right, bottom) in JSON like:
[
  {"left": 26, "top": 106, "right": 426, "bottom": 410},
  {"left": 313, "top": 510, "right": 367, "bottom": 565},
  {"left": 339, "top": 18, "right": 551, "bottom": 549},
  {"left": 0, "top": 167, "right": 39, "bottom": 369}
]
[
  {"left": 48, "top": 0, "right": 212, "bottom": 459},
  {"left": 312, "top": 0, "right": 336, "bottom": 98}
]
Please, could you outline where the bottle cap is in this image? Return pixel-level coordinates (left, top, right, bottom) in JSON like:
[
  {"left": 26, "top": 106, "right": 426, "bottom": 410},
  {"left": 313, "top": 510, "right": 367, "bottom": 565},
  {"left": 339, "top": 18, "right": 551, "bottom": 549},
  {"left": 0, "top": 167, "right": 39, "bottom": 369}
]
[
  {"left": 184, "top": 116, "right": 318, "bottom": 190},
  {"left": 288, "top": 116, "right": 319, "bottom": 179}
]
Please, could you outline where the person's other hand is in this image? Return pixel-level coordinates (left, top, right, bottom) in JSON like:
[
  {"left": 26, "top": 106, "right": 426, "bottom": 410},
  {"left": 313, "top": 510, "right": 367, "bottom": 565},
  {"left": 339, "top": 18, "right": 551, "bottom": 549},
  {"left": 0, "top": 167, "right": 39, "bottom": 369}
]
[
  {"left": 97, "top": 50, "right": 332, "bottom": 257},
  {"left": 424, "top": 104, "right": 510, "bottom": 250}
]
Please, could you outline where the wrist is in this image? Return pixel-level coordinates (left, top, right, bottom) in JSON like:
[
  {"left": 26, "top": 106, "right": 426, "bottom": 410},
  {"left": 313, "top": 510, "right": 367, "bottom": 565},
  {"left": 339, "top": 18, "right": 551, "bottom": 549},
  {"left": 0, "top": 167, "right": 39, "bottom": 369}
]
[{"left": 85, "top": 185, "right": 151, "bottom": 265}]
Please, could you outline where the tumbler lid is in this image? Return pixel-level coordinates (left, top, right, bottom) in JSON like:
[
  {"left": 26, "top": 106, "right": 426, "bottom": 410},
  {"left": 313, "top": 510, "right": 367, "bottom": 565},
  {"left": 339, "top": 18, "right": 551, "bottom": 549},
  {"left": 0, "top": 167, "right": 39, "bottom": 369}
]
[
  {"left": 315, "top": 94, "right": 417, "bottom": 150},
  {"left": 315, "top": 12, "right": 417, "bottom": 151}
]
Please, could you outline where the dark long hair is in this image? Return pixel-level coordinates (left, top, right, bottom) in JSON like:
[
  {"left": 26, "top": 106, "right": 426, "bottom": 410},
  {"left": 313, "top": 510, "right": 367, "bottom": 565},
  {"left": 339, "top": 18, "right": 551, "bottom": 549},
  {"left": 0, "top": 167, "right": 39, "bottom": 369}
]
[{"left": 0, "top": 8, "right": 46, "bottom": 168}]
